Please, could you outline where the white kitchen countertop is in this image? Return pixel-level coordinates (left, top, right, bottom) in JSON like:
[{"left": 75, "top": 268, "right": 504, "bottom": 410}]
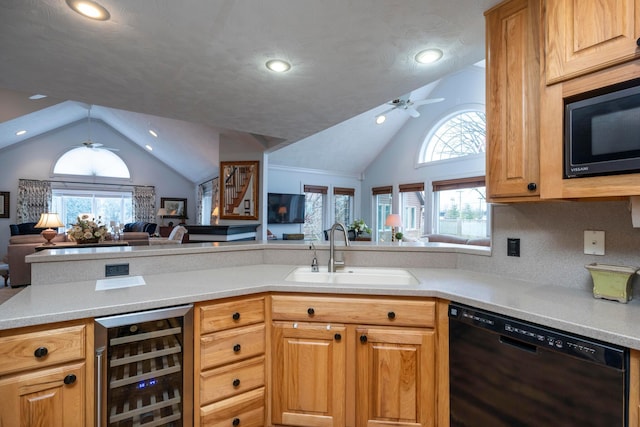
[{"left": 2, "top": 262, "right": 640, "bottom": 350}]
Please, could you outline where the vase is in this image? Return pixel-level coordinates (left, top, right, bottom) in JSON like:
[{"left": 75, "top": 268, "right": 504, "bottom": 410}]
[{"left": 76, "top": 237, "right": 100, "bottom": 244}]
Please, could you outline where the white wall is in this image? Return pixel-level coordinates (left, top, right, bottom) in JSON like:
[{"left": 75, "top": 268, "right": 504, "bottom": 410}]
[
  {"left": 361, "top": 66, "right": 486, "bottom": 232},
  {"left": 0, "top": 119, "right": 195, "bottom": 253}
]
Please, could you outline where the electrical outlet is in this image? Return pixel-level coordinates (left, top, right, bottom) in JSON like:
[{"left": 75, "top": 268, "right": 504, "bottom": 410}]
[
  {"left": 584, "top": 230, "right": 605, "bottom": 255},
  {"left": 105, "top": 263, "right": 129, "bottom": 277},
  {"left": 507, "top": 238, "right": 520, "bottom": 257}
]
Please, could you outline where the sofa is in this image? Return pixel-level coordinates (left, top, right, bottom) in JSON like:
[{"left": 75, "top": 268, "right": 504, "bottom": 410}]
[
  {"left": 123, "top": 221, "right": 157, "bottom": 235},
  {"left": 422, "top": 233, "right": 491, "bottom": 247},
  {"left": 8, "top": 233, "right": 68, "bottom": 287},
  {"left": 10, "top": 222, "right": 45, "bottom": 236}
]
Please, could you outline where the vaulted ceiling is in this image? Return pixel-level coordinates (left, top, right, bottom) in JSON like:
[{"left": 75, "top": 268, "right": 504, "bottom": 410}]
[{"left": 0, "top": 1, "right": 499, "bottom": 183}]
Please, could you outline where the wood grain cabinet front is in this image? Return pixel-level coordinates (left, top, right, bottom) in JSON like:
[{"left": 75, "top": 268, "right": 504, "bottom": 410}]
[
  {"left": 195, "top": 296, "right": 266, "bottom": 427},
  {"left": 545, "top": 0, "right": 640, "bottom": 84},
  {"left": 0, "top": 320, "right": 92, "bottom": 427},
  {"left": 270, "top": 294, "right": 448, "bottom": 427}
]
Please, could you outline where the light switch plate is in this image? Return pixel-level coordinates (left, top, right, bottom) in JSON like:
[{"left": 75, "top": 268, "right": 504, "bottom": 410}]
[{"left": 584, "top": 230, "right": 605, "bottom": 255}]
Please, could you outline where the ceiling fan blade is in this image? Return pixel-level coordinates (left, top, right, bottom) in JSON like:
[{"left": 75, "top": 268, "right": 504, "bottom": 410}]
[
  {"left": 412, "top": 97, "right": 445, "bottom": 106},
  {"left": 406, "top": 108, "right": 420, "bottom": 118}
]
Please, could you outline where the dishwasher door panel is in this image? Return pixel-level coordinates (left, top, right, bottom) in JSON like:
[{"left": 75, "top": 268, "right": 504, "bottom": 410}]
[{"left": 450, "top": 318, "right": 626, "bottom": 427}]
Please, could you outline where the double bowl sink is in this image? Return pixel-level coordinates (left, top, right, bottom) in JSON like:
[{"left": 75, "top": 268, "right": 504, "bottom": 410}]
[{"left": 285, "top": 266, "right": 419, "bottom": 285}]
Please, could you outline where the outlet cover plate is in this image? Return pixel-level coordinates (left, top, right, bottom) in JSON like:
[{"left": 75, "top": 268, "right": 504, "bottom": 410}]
[{"left": 584, "top": 230, "right": 605, "bottom": 255}]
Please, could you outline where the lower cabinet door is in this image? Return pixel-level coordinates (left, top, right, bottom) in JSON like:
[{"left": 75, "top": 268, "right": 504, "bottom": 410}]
[
  {"left": 356, "top": 327, "right": 436, "bottom": 427},
  {"left": 271, "top": 321, "right": 346, "bottom": 427},
  {"left": 0, "top": 361, "right": 86, "bottom": 427}
]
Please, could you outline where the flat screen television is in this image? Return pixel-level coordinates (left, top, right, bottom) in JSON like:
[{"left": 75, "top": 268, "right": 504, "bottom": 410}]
[{"left": 267, "top": 193, "right": 305, "bottom": 224}]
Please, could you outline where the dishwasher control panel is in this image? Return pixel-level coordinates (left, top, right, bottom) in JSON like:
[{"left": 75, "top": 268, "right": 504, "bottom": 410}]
[{"left": 449, "top": 303, "right": 626, "bottom": 369}]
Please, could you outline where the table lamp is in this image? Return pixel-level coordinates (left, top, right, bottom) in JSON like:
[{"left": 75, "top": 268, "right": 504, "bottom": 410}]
[
  {"left": 385, "top": 214, "right": 402, "bottom": 242},
  {"left": 157, "top": 208, "right": 167, "bottom": 226},
  {"left": 35, "top": 213, "right": 65, "bottom": 245},
  {"left": 212, "top": 206, "right": 219, "bottom": 225}
]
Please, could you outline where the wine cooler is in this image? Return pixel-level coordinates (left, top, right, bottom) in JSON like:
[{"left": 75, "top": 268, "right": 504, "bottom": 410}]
[{"left": 95, "top": 305, "right": 193, "bottom": 427}]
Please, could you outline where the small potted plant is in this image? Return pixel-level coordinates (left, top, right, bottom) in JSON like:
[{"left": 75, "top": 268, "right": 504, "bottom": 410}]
[
  {"left": 395, "top": 232, "right": 404, "bottom": 241},
  {"left": 350, "top": 219, "right": 371, "bottom": 237}
]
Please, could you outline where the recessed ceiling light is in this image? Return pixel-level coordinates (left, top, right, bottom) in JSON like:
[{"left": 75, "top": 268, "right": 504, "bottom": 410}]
[
  {"left": 29, "top": 94, "right": 47, "bottom": 100},
  {"left": 66, "top": 0, "right": 111, "bottom": 21},
  {"left": 15, "top": 130, "right": 27, "bottom": 136},
  {"left": 149, "top": 129, "right": 158, "bottom": 138},
  {"left": 375, "top": 115, "right": 386, "bottom": 125},
  {"left": 145, "top": 145, "right": 153, "bottom": 151},
  {"left": 415, "top": 48, "right": 443, "bottom": 64},
  {"left": 266, "top": 59, "right": 291, "bottom": 73}
]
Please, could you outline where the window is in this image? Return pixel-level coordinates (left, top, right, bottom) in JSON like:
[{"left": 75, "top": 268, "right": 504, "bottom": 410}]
[
  {"left": 372, "top": 186, "right": 392, "bottom": 242},
  {"left": 53, "top": 147, "right": 131, "bottom": 178},
  {"left": 399, "top": 183, "right": 425, "bottom": 240},
  {"left": 52, "top": 189, "right": 133, "bottom": 230},
  {"left": 432, "top": 177, "right": 487, "bottom": 238},
  {"left": 303, "top": 185, "right": 327, "bottom": 240},
  {"left": 421, "top": 110, "right": 486, "bottom": 163},
  {"left": 334, "top": 187, "right": 354, "bottom": 227}
]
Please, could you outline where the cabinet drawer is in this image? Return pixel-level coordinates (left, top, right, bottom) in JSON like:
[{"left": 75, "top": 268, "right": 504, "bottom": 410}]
[
  {"left": 199, "top": 296, "right": 265, "bottom": 333},
  {"left": 271, "top": 295, "right": 436, "bottom": 327},
  {"left": 200, "top": 386, "right": 265, "bottom": 427},
  {"left": 201, "top": 323, "right": 265, "bottom": 370},
  {"left": 0, "top": 324, "right": 86, "bottom": 376},
  {"left": 200, "top": 356, "right": 265, "bottom": 405}
]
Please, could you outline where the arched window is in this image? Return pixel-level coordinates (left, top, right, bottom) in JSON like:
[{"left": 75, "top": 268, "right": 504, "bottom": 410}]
[
  {"left": 53, "top": 147, "right": 130, "bottom": 178},
  {"left": 420, "top": 110, "right": 486, "bottom": 163}
]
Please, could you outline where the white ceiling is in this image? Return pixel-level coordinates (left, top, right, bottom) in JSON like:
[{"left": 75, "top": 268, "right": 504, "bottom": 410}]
[{"left": 0, "top": 0, "right": 499, "bottom": 183}]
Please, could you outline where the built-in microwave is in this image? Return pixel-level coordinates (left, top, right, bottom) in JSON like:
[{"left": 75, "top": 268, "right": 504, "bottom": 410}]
[{"left": 565, "top": 79, "right": 640, "bottom": 179}]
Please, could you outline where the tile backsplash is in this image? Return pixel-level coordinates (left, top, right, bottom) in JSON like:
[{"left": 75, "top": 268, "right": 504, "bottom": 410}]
[{"left": 459, "top": 200, "right": 640, "bottom": 293}]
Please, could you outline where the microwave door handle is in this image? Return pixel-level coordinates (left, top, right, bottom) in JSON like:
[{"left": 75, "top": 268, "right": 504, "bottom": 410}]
[{"left": 96, "top": 347, "right": 105, "bottom": 427}]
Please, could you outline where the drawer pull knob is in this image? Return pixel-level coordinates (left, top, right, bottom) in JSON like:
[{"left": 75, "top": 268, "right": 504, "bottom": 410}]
[
  {"left": 232, "top": 417, "right": 240, "bottom": 426},
  {"left": 637, "top": 37, "right": 640, "bottom": 47},
  {"left": 233, "top": 378, "right": 241, "bottom": 387},
  {"left": 307, "top": 307, "right": 315, "bottom": 316},
  {"left": 334, "top": 333, "right": 342, "bottom": 341},
  {"left": 34, "top": 347, "right": 48, "bottom": 358},
  {"left": 232, "top": 312, "right": 241, "bottom": 321},
  {"left": 527, "top": 182, "right": 537, "bottom": 191},
  {"left": 64, "top": 374, "right": 77, "bottom": 385},
  {"left": 360, "top": 335, "right": 368, "bottom": 344},
  {"left": 233, "top": 344, "right": 241, "bottom": 353},
  {"left": 387, "top": 311, "right": 396, "bottom": 319}
]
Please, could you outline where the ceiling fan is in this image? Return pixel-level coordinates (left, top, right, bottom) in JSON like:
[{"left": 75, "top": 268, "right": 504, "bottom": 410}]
[
  {"left": 379, "top": 96, "right": 445, "bottom": 118},
  {"left": 76, "top": 106, "right": 119, "bottom": 151}
]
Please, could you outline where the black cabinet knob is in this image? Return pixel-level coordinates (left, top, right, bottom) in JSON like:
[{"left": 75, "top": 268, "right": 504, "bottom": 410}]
[
  {"left": 387, "top": 311, "right": 396, "bottom": 319},
  {"left": 637, "top": 37, "right": 640, "bottom": 47},
  {"left": 307, "top": 307, "right": 315, "bottom": 316},
  {"left": 232, "top": 378, "right": 240, "bottom": 387},
  {"left": 527, "top": 182, "right": 537, "bottom": 191},
  {"left": 232, "top": 312, "right": 240, "bottom": 321},
  {"left": 232, "top": 417, "right": 240, "bottom": 426},
  {"left": 233, "top": 344, "right": 241, "bottom": 353},
  {"left": 64, "top": 374, "right": 76, "bottom": 385},
  {"left": 34, "top": 347, "right": 48, "bottom": 358},
  {"left": 360, "top": 335, "right": 368, "bottom": 343},
  {"left": 334, "top": 333, "right": 342, "bottom": 341}
]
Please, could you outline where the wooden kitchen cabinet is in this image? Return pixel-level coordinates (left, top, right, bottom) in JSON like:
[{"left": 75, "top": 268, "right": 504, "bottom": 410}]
[
  {"left": 0, "top": 320, "right": 93, "bottom": 427},
  {"left": 485, "top": 0, "right": 541, "bottom": 201},
  {"left": 195, "top": 295, "right": 266, "bottom": 427},
  {"left": 270, "top": 294, "right": 447, "bottom": 427},
  {"left": 630, "top": 349, "right": 640, "bottom": 427},
  {"left": 545, "top": 0, "right": 640, "bottom": 84}
]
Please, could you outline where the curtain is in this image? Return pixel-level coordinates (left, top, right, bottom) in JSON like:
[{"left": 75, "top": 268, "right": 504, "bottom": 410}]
[
  {"left": 17, "top": 179, "right": 51, "bottom": 223},
  {"left": 133, "top": 186, "right": 156, "bottom": 223},
  {"left": 196, "top": 182, "right": 205, "bottom": 225}
]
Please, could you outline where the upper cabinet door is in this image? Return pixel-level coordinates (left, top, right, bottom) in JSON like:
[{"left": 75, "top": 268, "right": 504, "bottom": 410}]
[
  {"left": 545, "top": 0, "right": 640, "bottom": 84},
  {"left": 485, "top": 0, "right": 541, "bottom": 201}
]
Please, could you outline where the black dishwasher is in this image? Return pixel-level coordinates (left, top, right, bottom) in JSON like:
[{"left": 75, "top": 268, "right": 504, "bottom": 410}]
[{"left": 449, "top": 303, "right": 628, "bottom": 427}]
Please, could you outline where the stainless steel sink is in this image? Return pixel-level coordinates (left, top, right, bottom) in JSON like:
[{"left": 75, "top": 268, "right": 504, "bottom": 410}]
[{"left": 285, "top": 266, "right": 419, "bottom": 285}]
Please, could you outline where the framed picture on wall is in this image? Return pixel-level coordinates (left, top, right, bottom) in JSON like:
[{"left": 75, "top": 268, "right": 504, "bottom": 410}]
[
  {"left": 161, "top": 197, "right": 187, "bottom": 218},
  {"left": 0, "top": 192, "right": 8, "bottom": 218}
]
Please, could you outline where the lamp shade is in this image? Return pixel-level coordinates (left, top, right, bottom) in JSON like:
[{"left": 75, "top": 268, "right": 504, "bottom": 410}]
[
  {"left": 35, "top": 213, "right": 64, "bottom": 229},
  {"left": 157, "top": 208, "right": 168, "bottom": 216},
  {"left": 212, "top": 207, "right": 219, "bottom": 216},
  {"left": 385, "top": 214, "right": 402, "bottom": 227}
]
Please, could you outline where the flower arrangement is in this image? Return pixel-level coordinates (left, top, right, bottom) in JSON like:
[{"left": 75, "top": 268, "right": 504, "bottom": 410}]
[
  {"left": 350, "top": 218, "right": 371, "bottom": 235},
  {"left": 67, "top": 214, "right": 108, "bottom": 243}
]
